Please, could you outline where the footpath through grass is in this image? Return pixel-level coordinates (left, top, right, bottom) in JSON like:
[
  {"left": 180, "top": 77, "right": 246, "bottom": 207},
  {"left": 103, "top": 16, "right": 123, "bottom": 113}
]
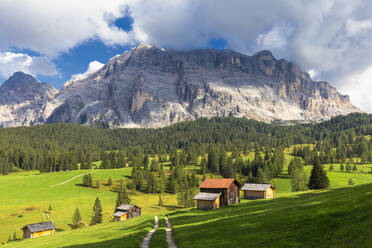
[{"left": 169, "top": 183, "right": 372, "bottom": 248}]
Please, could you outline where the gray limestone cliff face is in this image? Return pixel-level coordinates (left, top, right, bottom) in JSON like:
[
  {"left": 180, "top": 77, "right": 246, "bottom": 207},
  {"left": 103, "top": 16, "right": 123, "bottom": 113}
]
[
  {"left": 46, "top": 44, "right": 361, "bottom": 127},
  {"left": 0, "top": 72, "right": 58, "bottom": 127}
]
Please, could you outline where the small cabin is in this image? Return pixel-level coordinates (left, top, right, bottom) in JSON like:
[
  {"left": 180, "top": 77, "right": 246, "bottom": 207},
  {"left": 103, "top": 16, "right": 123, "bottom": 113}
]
[
  {"left": 193, "top": 192, "right": 221, "bottom": 210},
  {"left": 21, "top": 221, "right": 56, "bottom": 239},
  {"left": 113, "top": 204, "right": 141, "bottom": 221},
  {"left": 241, "top": 183, "right": 275, "bottom": 199},
  {"left": 194, "top": 178, "right": 240, "bottom": 210}
]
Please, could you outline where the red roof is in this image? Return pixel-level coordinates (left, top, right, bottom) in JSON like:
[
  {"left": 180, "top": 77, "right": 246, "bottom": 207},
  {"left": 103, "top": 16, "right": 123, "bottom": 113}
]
[{"left": 199, "top": 178, "right": 238, "bottom": 189}]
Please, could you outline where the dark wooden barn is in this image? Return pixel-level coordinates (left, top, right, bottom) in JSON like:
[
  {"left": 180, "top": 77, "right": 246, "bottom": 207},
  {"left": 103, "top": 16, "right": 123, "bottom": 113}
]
[
  {"left": 113, "top": 204, "right": 141, "bottom": 221},
  {"left": 194, "top": 178, "right": 240, "bottom": 209}
]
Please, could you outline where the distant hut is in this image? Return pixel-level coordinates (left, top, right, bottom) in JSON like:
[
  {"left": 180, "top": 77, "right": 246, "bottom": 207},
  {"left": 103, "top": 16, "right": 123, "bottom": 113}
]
[
  {"left": 113, "top": 204, "right": 141, "bottom": 221},
  {"left": 194, "top": 178, "right": 240, "bottom": 210},
  {"left": 241, "top": 183, "right": 275, "bottom": 199},
  {"left": 21, "top": 221, "right": 56, "bottom": 239}
]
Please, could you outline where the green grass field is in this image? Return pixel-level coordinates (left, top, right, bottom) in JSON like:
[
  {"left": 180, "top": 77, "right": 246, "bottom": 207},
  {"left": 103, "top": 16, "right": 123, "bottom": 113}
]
[
  {"left": 3, "top": 214, "right": 154, "bottom": 248},
  {"left": 3, "top": 154, "right": 372, "bottom": 247},
  {"left": 169, "top": 183, "right": 372, "bottom": 248},
  {"left": 0, "top": 168, "right": 179, "bottom": 245}
]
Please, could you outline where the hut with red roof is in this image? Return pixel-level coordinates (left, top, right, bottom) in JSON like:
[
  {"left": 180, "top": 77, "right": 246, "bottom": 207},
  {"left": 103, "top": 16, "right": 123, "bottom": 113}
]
[{"left": 193, "top": 178, "right": 240, "bottom": 210}]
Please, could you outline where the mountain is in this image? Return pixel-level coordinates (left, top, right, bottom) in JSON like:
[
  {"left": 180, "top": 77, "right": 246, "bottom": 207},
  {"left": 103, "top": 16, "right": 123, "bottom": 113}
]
[
  {"left": 0, "top": 44, "right": 361, "bottom": 128},
  {"left": 46, "top": 42, "right": 360, "bottom": 128},
  {"left": 0, "top": 72, "right": 58, "bottom": 127}
]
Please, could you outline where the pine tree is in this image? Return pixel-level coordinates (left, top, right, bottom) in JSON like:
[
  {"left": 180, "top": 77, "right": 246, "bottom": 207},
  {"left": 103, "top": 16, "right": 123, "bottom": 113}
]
[
  {"left": 72, "top": 207, "right": 82, "bottom": 228},
  {"left": 158, "top": 195, "right": 163, "bottom": 207},
  {"left": 348, "top": 178, "right": 355, "bottom": 185},
  {"left": 107, "top": 176, "right": 112, "bottom": 186},
  {"left": 291, "top": 167, "right": 308, "bottom": 192},
  {"left": 257, "top": 168, "right": 268, "bottom": 183},
  {"left": 116, "top": 180, "right": 131, "bottom": 208},
  {"left": 90, "top": 197, "right": 102, "bottom": 225},
  {"left": 308, "top": 160, "right": 330, "bottom": 189}
]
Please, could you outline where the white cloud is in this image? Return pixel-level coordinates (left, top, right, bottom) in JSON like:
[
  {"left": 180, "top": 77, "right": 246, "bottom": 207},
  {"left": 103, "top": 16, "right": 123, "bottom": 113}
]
[
  {"left": 71, "top": 61, "right": 104, "bottom": 81},
  {"left": 0, "top": 0, "right": 137, "bottom": 57},
  {"left": 256, "top": 24, "right": 294, "bottom": 51},
  {"left": 2, "top": 0, "right": 372, "bottom": 109},
  {"left": 339, "top": 67, "right": 372, "bottom": 113},
  {"left": 0, "top": 52, "right": 57, "bottom": 79}
]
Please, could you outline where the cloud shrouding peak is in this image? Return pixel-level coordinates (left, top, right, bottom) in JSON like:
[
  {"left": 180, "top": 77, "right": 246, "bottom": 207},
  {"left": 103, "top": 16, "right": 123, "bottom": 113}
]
[
  {"left": 2, "top": 0, "right": 372, "bottom": 111},
  {"left": 70, "top": 61, "right": 105, "bottom": 82}
]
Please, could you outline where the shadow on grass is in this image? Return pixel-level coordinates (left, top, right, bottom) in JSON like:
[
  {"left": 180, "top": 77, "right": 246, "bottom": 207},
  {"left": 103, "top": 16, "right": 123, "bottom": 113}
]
[{"left": 168, "top": 184, "right": 372, "bottom": 248}]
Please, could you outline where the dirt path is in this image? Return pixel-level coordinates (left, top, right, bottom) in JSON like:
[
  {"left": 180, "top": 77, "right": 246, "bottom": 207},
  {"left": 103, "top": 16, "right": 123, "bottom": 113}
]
[
  {"left": 140, "top": 216, "right": 159, "bottom": 248},
  {"left": 164, "top": 217, "right": 177, "bottom": 248},
  {"left": 50, "top": 171, "right": 97, "bottom": 188}
]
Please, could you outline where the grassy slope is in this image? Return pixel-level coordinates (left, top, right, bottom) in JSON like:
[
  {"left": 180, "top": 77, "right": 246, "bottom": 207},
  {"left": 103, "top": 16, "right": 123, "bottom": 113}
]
[
  {"left": 4, "top": 215, "right": 154, "bottom": 248},
  {"left": 169, "top": 183, "right": 372, "bottom": 248},
  {"left": 0, "top": 169, "right": 178, "bottom": 244}
]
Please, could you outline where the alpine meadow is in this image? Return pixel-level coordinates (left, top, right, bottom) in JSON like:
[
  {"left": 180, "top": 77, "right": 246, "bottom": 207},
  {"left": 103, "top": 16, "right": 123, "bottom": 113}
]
[{"left": 2, "top": 1, "right": 372, "bottom": 247}]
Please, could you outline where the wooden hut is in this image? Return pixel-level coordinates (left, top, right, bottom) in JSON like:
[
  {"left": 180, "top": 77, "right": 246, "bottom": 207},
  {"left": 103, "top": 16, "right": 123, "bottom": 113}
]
[
  {"left": 21, "top": 221, "right": 56, "bottom": 239},
  {"left": 194, "top": 178, "right": 240, "bottom": 210},
  {"left": 113, "top": 204, "right": 141, "bottom": 221},
  {"left": 193, "top": 192, "right": 221, "bottom": 210},
  {"left": 241, "top": 183, "right": 275, "bottom": 199}
]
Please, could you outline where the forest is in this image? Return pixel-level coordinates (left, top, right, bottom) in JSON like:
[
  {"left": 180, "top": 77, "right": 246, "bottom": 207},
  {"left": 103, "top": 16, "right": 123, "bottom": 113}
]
[{"left": 1, "top": 112, "right": 372, "bottom": 180}]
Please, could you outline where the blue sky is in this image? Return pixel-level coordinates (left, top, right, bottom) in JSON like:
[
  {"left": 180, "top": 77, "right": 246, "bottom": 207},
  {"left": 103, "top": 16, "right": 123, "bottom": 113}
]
[{"left": 1, "top": 0, "right": 372, "bottom": 111}]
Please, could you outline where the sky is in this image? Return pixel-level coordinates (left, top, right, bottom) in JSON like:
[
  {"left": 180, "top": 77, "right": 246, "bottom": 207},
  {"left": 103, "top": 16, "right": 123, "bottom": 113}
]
[{"left": 1, "top": 0, "right": 372, "bottom": 112}]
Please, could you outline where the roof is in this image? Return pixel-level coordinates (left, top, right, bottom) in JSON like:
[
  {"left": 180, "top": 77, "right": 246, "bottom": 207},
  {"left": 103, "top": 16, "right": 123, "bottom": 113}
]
[
  {"left": 116, "top": 204, "right": 139, "bottom": 211},
  {"left": 22, "top": 221, "right": 56, "bottom": 232},
  {"left": 199, "top": 178, "right": 239, "bottom": 189},
  {"left": 193, "top": 192, "right": 221, "bottom": 201},
  {"left": 241, "top": 183, "right": 274, "bottom": 191},
  {"left": 113, "top": 211, "right": 127, "bottom": 217}
]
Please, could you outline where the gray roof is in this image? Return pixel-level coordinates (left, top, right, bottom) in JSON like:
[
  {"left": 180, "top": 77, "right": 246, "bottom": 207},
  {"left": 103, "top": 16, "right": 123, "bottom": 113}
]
[
  {"left": 116, "top": 204, "right": 136, "bottom": 211},
  {"left": 22, "top": 221, "right": 56, "bottom": 232},
  {"left": 241, "top": 183, "right": 273, "bottom": 191},
  {"left": 193, "top": 192, "right": 221, "bottom": 201},
  {"left": 113, "top": 211, "right": 127, "bottom": 217}
]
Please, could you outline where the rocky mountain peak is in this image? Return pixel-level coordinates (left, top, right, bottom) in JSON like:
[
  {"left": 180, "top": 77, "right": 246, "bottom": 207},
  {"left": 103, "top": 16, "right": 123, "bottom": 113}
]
[
  {"left": 0, "top": 72, "right": 58, "bottom": 127},
  {"left": 1, "top": 71, "right": 39, "bottom": 91},
  {"left": 0, "top": 47, "right": 362, "bottom": 128}
]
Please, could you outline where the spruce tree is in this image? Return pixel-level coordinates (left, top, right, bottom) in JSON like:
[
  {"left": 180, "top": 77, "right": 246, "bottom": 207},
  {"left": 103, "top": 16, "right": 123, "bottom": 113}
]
[
  {"left": 348, "top": 178, "right": 355, "bottom": 185},
  {"left": 257, "top": 168, "right": 268, "bottom": 183},
  {"left": 158, "top": 195, "right": 163, "bottom": 207},
  {"left": 90, "top": 197, "right": 102, "bottom": 225},
  {"left": 291, "top": 167, "right": 308, "bottom": 192},
  {"left": 72, "top": 207, "right": 82, "bottom": 228},
  {"left": 308, "top": 160, "right": 330, "bottom": 189},
  {"left": 107, "top": 176, "right": 112, "bottom": 186},
  {"left": 116, "top": 180, "right": 131, "bottom": 208}
]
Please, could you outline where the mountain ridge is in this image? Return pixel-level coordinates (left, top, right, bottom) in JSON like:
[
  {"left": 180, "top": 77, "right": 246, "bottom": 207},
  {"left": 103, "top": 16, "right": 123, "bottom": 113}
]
[{"left": 0, "top": 44, "right": 362, "bottom": 128}]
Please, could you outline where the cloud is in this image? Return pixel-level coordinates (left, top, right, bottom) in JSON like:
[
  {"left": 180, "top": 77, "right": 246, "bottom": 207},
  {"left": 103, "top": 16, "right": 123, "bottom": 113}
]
[
  {"left": 70, "top": 61, "right": 104, "bottom": 81},
  {"left": 0, "top": 0, "right": 137, "bottom": 57},
  {"left": 0, "top": 52, "right": 58, "bottom": 79},
  {"left": 1, "top": 0, "right": 372, "bottom": 110}
]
